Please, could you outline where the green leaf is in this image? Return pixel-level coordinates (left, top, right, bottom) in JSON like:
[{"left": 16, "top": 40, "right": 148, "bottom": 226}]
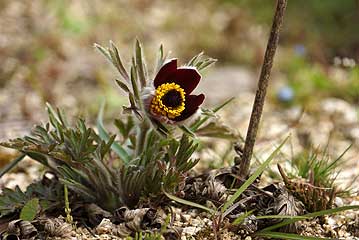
[
  {"left": 186, "top": 52, "right": 217, "bottom": 71},
  {"left": 115, "top": 79, "right": 130, "bottom": 93},
  {"left": 154, "top": 121, "right": 169, "bottom": 136},
  {"left": 94, "top": 43, "right": 112, "bottom": 64},
  {"left": 179, "top": 125, "right": 196, "bottom": 138},
  {"left": 155, "top": 44, "right": 166, "bottom": 73},
  {"left": 196, "top": 58, "right": 217, "bottom": 71},
  {"left": 0, "top": 186, "right": 28, "bottom": 218},
  {"left": 191, "top": 97, "right": 235, "bottom": 131},
  {"left": 97, "top": 101, "right": 131, "bottom": 163},
  {"left": 222, "top": 136, "right": 289, "bottom": 212},
  {"left": 232, "top": 210, "right": 254, "bottom": 225},
  {"left": 135, "top": 39, "right": 146, "bottom": 88},
  {"left": 260, "top": 205, "right": 359, "bottom": 232},
  {"left": 128, "top": 92, "right": 137, "bottom": 108},
  {"left": 163, "top": 190, "right": 215, "bottom": 214},
  {"left": 110, "top": 40, "right": 130, "bottom": 82},
  {"left": 130, "top": 64, "right": 140, "bottom": 101},
  {"left": 256, "top": 232, "right": 330, "bottom": 240},
  {"left": 187, "top": 52, "right": 204, "bottom": 66},
  {"left": 20, "top": 198, "right": 39, "bottom": 221},
  {"left": 114, "top": 117, "right": 134, "bottom": 141},
  {"left": 95, "top": 42, "right": 129, "bottom": 82}
]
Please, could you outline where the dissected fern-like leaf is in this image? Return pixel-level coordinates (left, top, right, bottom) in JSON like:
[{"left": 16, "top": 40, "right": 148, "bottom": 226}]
[{"left": 0, "top": 175, "right": 64, "bottom": 219}]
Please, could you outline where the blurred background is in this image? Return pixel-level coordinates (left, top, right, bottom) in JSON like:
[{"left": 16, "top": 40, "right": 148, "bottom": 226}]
[{"left": 0, "top": 0, "right": 358, "bottom": 143}]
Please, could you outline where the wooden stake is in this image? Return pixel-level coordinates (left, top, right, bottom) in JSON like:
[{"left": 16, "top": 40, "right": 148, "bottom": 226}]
[{"left": 237, "top": 0, "right": 288, "bottom": 177}]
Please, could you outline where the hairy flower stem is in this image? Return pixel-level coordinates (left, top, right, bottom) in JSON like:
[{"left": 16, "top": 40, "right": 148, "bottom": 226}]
[
  {"left": 64, "top": 184, "right": 73, "bottom": 224},
  {"left": 237, "top": 0, "right": 287, "bottom": 177}
]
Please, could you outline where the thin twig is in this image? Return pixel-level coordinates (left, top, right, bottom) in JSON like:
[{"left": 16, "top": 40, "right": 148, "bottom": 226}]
[{"left": 237, "top": 0, "right": 288, "bottom": 177}]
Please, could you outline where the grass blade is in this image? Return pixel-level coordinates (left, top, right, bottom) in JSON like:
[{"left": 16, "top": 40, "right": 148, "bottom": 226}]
[
  {"left": 260, "top": 205, "right": 359, "bottom": 232},
  {"left": 222, "top": 136, "right": 289, "bottom": 212},
  {"left": 163, "top": 190, "right": 215, "bottom": 214},
  {"left": 256, "top": 232, "right": 331, "bottom": 240},
  {"left": 0, "top": 154, "right": 26, "bottom": 178},
  {"left": 232, "top": 210, "right": 254, "bottom": 225},
  {"left": 212, "top": 97, "right": 236, "bottom": 114}
]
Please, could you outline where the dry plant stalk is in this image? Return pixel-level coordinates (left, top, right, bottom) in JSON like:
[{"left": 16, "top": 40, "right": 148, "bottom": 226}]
[{"left": 238, "top": 0, "right": 288, "bottom": 177}]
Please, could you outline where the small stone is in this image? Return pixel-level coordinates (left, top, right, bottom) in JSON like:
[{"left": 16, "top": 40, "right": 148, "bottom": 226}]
[
  {"left": 189, "top": 210, "right": 198, "bottom": 218},
  {"left": 327, "top": 217, "right": 336, "bottom": 226},
  {"left": 321, "top": 98, "right": 357, "bottom": 124},
  {"left": 182, "top": 226, "right": 199, "bottom": 235},
  {"left": 203, "top": 218, "right": 212, "bottom": 226},
  {"left": 191, "top": 218, "right": 203, "bottom": 227},
  {"left": 334, "top": 197, "right": 344, "bottom": 207},
  {"left": 181, "top": 214, "right": 191, "bottom": 222}
]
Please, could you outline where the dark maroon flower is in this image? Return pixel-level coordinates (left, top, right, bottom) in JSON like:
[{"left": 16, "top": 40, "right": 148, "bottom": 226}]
[{"left": 144, "top": 59, "right": 205, "bottom": 124}]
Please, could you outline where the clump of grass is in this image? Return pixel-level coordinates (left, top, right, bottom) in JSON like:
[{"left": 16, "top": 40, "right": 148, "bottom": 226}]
[
  {"left": 290, "top": 144, "right": 351, "bottom": 190},
  {"left": 277, "top": 143, "right": 352, "bottom": 213}
]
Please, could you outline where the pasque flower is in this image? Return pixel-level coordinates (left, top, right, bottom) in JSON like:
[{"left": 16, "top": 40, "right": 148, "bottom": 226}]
[{"left": 143, "top": 59, "right": 205, "bottom": 124}]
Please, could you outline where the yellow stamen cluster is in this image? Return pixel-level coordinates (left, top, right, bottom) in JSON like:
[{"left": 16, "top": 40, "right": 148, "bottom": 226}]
[{"left": 151, "top": 83, "right": 186, "bottom": 119}]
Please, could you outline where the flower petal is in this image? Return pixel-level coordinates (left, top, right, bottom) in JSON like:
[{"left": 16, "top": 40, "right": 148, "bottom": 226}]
[
  {"left": 174, "top": 94, "right": 205, "bottom": 122},
  {"left": 154, "top": 59, "right": 178, "bottom": 88},
  {"left": 170, "top": 67, "right": 201, "bottom": 94}
]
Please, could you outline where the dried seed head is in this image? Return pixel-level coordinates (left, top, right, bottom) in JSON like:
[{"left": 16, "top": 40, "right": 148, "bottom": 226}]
[
  {"left": 3, "top": 234, "right": 20, "bottom": 240},
  {"left": 6, "top": 220, "right": 21, "bottom": 235},
  {"left": 18, "top": 221, "right": 37, "bottom": 238},
  {"left": 43, "top": 218, "right": 73, "bottom": 238}
]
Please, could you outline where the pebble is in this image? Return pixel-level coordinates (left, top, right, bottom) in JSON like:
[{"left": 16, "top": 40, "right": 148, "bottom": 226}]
[
  {"left": 349, "top": 127, "right": 359, "bottom": 142},
  {"left": 2, "top": 172, "right": 29, "bottom": 191},
  {"left": 327, "top": 217, "right": 337, "bottom": 226},
  {"left": 191, "top": 218, "right": 203, "bottom": 227},
  {"left": 182, "top": 226, "right": 199, "bottom": 235},
  {"left": 181, "top": 214, "right": 191, "bottom": 222},
  {"left": 335, "top": 197, "right": 344, "bottom": 207},
  {"left": 321, "top": 98, "right": 358, "bottom": 124}
]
